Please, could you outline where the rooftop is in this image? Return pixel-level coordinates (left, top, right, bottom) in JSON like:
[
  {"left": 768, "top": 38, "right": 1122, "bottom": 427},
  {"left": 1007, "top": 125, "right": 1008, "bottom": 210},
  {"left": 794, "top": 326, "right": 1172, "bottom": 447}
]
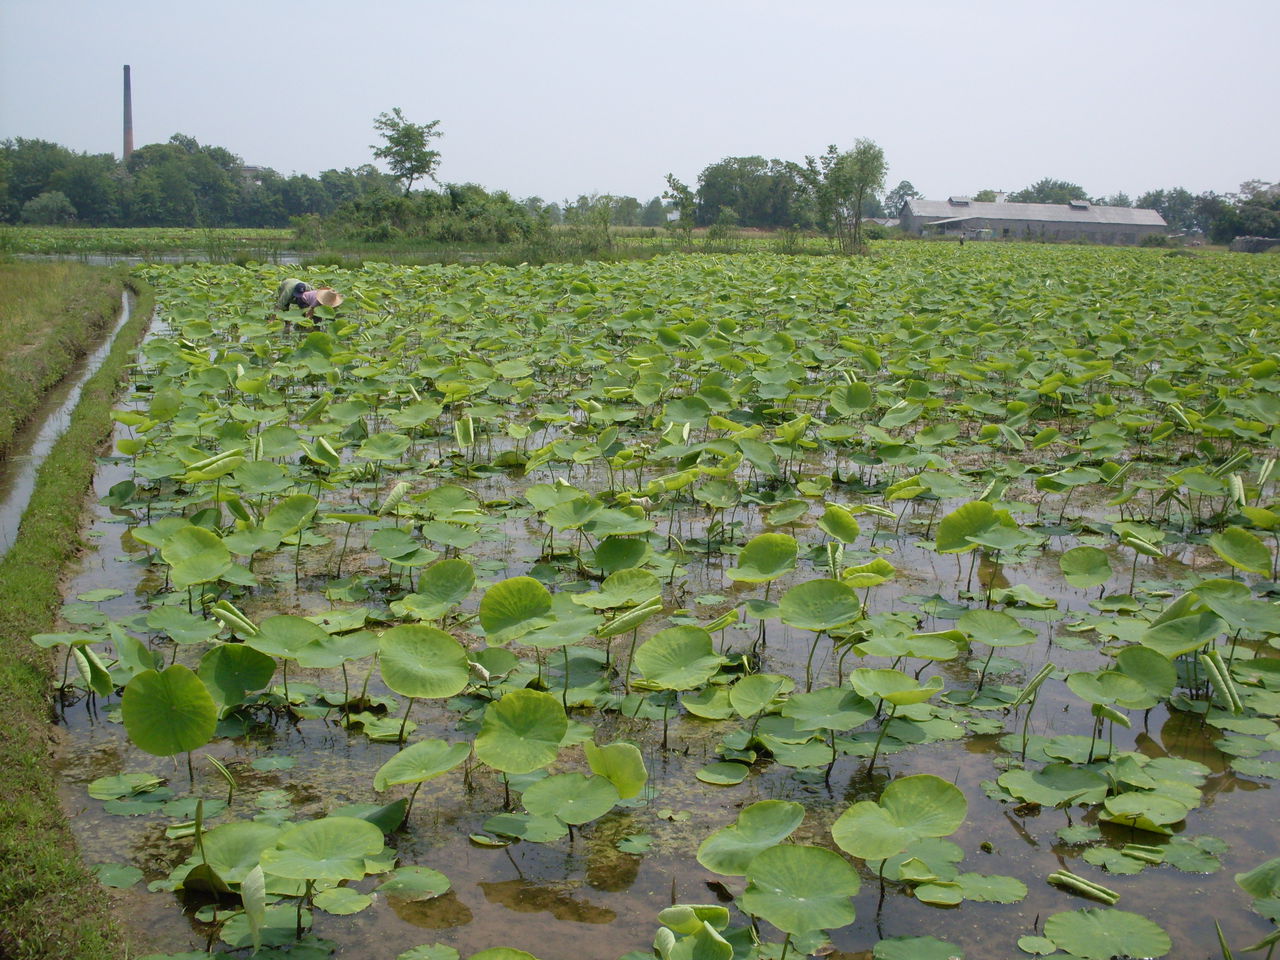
[{"left": 902, "top": 198, "right": 1166, "bottom": 227}]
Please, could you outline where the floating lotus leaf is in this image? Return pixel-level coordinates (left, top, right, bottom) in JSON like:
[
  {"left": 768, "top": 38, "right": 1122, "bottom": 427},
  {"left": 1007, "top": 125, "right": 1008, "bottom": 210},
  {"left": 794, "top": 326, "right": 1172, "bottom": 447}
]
[
  {"left": 247, "top": 615, "right": 354, "bottom": 669},
  {"left": 849, "top": 668, "right": 945, "bottom": 706},
  {"left": 1043, "top": 908, "right": 1170, "bottom": 959}
]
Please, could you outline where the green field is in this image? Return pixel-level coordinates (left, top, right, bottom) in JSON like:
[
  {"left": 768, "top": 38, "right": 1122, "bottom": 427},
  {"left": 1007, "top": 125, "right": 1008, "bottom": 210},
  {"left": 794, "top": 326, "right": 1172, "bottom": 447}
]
[{"left": 36, "top": 243, "right": 1280, "bottom": 958}]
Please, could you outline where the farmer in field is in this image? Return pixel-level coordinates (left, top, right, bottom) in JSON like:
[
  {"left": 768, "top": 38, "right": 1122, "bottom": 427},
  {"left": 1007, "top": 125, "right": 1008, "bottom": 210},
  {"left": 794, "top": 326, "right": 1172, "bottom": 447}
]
[{"left": 275, "top": 277, "right": 344, "bottom": 330}]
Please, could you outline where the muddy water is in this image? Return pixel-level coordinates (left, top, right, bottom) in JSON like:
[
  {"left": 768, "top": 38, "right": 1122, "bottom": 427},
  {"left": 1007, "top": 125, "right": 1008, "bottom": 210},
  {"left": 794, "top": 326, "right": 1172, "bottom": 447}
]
[
  {"left": 0, "top": 291, "right": 134, "bottom": 558},
  {"left": 49, "top": 438, "right": 1280, "bottom": 957}
]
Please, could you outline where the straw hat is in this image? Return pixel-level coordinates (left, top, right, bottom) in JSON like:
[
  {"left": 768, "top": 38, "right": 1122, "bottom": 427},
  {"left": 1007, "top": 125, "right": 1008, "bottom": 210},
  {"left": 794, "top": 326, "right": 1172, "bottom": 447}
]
[{"left": 315, "top": 288, "right": 344, "bottom": 308}]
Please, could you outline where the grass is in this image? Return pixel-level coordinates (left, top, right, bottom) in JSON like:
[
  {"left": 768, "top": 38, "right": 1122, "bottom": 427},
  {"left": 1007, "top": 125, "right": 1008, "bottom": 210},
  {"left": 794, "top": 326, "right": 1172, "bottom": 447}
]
[
  {"left": 0, "top": 269, "right": 153, "bottom": 960},
  {"left": 0, "top": 262, "right": 128, "bottom": 454}
]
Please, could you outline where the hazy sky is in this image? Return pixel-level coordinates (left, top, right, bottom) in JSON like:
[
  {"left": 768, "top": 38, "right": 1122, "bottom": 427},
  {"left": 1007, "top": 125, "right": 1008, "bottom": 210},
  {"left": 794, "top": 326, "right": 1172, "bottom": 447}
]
[{"left": 3, "top": 0, "right": 1276, "bottom": 204}]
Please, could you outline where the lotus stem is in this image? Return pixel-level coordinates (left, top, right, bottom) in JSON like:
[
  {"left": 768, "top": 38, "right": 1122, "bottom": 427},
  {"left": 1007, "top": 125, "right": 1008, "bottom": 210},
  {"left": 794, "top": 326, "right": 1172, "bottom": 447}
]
[{"left": 398, "top": 697, "right": 416, "bottom": 743}]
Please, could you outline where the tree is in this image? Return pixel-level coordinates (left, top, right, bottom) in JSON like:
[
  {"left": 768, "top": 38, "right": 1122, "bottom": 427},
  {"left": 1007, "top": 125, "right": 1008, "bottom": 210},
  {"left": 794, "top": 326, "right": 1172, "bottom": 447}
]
[
  {"left": 1136, "top": 188, "right": 1196, "bottom": 231},
  {"left": 640, "top": 196, "right": 666, "bottom": 228},
  {"left": 21, "top": 190, "right": 76, "bottom": 224},
  {"left": 663, "top": 174, "right": 696, "bottom": 248},
  {"left": 372, "top": 108, "right": 442, "bottom": 195},
  {"left": 883, "top": 180, "right": 922, "bottom": 217},
  {"left": 973, "top": 189, "right": 1000, "bottom": 202},
  {"left": 1008, "top": 178, "right": 1088, "bottom": 204},
  {"left": 801, "top": 139, "right": 887, "bottom": 254}
]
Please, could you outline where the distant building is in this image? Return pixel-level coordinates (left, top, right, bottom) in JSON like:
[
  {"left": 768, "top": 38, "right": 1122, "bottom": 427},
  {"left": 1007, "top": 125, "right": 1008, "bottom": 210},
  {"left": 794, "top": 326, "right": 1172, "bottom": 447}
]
[{"left": 898, "top": 196, "right": 1166, "bottom": 244}]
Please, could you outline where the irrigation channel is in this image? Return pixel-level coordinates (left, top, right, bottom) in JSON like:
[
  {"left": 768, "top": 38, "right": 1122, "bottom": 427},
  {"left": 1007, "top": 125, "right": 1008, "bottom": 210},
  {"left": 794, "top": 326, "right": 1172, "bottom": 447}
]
[
  {"left": 0, "top": 290, "right": 135, "bottom": 557},
  {"left": 38, "top": 254, "right": 1280, "bottom": 960}
]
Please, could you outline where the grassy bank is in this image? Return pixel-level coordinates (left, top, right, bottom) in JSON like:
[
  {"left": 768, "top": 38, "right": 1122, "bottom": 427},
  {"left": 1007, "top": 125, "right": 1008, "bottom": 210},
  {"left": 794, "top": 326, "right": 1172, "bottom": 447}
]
[
  {"left": 0, "top": 271, "right": 153, "bottom": 960},
  {"left": 0, "top": 262, "right": 129, "bottom": 454}
]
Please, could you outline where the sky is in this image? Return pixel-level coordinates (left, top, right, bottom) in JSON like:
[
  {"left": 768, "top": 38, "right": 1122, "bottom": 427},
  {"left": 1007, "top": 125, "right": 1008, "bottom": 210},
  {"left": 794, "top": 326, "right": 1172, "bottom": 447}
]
[{"left": 2, "top": 0, "right": 1277, "bottom": 205}]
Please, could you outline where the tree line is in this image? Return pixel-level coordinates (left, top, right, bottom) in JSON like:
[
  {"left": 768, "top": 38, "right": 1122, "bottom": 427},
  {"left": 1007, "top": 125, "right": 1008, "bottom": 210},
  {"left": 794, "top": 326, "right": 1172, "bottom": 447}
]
[{"left": 3, "top": 123, "right": 1275, "bottom": 246}]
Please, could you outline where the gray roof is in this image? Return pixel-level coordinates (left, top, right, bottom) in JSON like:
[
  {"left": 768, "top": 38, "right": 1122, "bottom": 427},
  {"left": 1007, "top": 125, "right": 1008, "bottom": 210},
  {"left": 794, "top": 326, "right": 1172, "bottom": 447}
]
[{"left": 903, "top": 198, "right": 1166, "bottom": 227}]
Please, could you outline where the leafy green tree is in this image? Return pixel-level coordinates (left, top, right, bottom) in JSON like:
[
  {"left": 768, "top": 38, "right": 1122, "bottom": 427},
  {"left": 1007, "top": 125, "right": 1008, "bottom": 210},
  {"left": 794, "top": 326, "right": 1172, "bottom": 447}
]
[
  {"left": 20, "top": 189, "right": 76, "bottom": 224},
  {"left": 2, "top": 138, "right": 76, "bottom": 216},
  {"left": 663, "top": 174, "right": 696, "bottom": 248},
  {"left": 1135, "top": 187, "right": 1196, "bottom": 231},
  {"left": 973, "top": 189, "right": 999, "bottom": 202},
  {"left": 49, "top": 153, "right": 120, "bottom": 224},
  {"left": 372, "top": 108, "right": 443, "bottom": 195},
  {"left": 611, "top": 195, "right": 641, "bottom": 226},
  {"left": 1008, "top": 178, "right": 1089, "bottom": 204},
  {"left": 1100, "top": 192, "right": 1132, "bottom": 208},
  {"left": 695, "top": 156, "right": 806, "bottom": 228},
  {"left": 801, "top": 139, "right": 887, "bottom": 254},
  {"left": 883, "top": 180, "right": 922, "bottom": 216},
  {"left": 640, "top": 196, "right": 666, "bottom": 227}
]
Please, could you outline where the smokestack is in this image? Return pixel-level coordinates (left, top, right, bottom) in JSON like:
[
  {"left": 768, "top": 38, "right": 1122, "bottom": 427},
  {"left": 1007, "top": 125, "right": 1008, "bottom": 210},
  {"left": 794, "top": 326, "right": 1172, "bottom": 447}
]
[{"left": 123, "top": 65, "right": 134, "bottom": 160}]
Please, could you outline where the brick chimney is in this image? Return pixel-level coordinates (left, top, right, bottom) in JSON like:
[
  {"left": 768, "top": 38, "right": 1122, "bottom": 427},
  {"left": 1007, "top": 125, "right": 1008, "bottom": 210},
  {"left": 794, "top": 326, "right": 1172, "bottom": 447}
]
[{"left": 123, "top": 65, "right": 134, "bottom": 160}]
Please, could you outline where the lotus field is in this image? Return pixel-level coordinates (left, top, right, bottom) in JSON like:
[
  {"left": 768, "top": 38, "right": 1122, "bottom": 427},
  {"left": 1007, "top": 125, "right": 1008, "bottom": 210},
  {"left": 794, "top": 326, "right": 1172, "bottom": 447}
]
[{"left": 44, "top": 244, "right": 1280, "bottom": 959}]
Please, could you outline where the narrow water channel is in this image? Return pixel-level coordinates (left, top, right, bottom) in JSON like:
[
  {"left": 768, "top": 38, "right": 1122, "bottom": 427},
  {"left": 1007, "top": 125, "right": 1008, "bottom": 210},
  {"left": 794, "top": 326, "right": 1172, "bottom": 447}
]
[{"left": 0, "top": 291, "right": 137, "bottom": 558}]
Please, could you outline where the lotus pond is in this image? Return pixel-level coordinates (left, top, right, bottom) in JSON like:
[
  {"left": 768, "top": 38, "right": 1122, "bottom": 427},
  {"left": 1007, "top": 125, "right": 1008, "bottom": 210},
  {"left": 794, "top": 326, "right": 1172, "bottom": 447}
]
[{"left": 43, "top": 244, "right": 1280, "bottom": 960}]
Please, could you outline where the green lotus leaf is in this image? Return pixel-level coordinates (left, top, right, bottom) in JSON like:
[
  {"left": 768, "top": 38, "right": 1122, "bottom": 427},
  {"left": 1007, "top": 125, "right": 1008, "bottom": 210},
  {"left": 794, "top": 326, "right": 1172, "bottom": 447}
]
[
  {"left": 726, "top": 532, "right": 797, "bottom": 583},
  {"left": 740, "top": 844, "right": 859, "bottom": 935},
  {"left": 182, "top": 821, "right": 283, "bottom": 888},
  {"left": 1067, "top": 670, "right": 1147, "bottom": 706},
  {"left": 374, "top": 738, "right": 471, "bottom": 791},
  {"left": 1043, "top": 908, "right": 1171, "bottom": 959},
  {"left": 247, "top": 615, "right": 353, "bottom": 669},
  {"left": 1059, "top": 545, "right": 1113, "bottom": 589},
  {"left": 832, "top": 774, "right": 967, "bottom": 861},
  {"left": 259, "top": 816, "right": 385, "bottom": 882},
  {"left": 478, "top": 576, "right": 553, "bottom": 645},
  {"left": 160, "top": 525, "right": 232, "bottom": 588},
  {"left": 997, "top": 764, "right": 1108, "bottom": 807},
  {"left": 728, "top": 673, "right": 790, "bottom": 719},
  {"left": 781, "top": 687, "right": 875, "bottom": 732},
  {"left": 849, "top": 668, "right": 945, "bottom": 706},
  {"left": 696, "top": 800, "right": 805, "bottom": 876},
  {"left": 569, "top": 568, "right": 661, "bottom": 610},
  {"left": 198, "top": 643, "right": 277, "bottom": 708},
  {"left": 357, "top": 431, "right": 411, "bottom": 460},
  {"left": 584, "top": 741, "right": 648, "bottom": 799},
  {"left": 1208, "top": 526, "right": 1272, "bottom": 575},
  {"left": 474, "top": 689, "right": 567, "bottom": 774},
  {"left": 122, "top": 665, "right": 217, "bottom": 757},
  {"left": 633, "top": 626, "right": 724, "bottom": 690},
  {"left": 957, "top": 609, "right": 1036, "bottom": 647},
  {"left": 777, "top": 579, "right": 862, "bottom": 632},
  {"left": 521, "top": 772, "right": 619, "bottom": 825},
  {"left": 379, "top": 625, "right": 470, "bottom": 699}
]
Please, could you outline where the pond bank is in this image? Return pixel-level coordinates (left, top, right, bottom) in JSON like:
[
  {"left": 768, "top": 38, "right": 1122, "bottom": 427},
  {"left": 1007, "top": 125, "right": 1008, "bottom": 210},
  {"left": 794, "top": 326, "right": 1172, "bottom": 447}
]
[{"left": 0, "top": 272, "right": 153, "bottom": 960}]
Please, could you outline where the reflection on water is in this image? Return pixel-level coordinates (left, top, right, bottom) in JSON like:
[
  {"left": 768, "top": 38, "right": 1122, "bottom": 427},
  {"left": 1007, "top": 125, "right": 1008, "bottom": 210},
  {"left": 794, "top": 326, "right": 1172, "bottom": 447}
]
[{"left": 478, "top": 879, "right": 616, "bottom": 924}]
